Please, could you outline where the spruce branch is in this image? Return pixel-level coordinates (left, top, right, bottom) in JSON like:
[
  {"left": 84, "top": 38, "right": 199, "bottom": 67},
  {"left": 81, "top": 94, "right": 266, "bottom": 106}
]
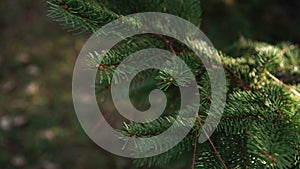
[{"left": 48, "top": 1, "right": 300, "bottom": 168}]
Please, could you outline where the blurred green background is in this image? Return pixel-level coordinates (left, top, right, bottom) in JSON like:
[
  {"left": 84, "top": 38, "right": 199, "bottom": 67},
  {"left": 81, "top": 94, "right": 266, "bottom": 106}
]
[{"left": 0, "top": 0, "right": 299, "bottom": 169}]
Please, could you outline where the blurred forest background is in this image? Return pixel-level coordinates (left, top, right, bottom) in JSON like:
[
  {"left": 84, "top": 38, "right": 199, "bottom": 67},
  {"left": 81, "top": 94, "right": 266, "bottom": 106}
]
[{"left": 0, "top": 0, "right": 299, "bottom": 169}]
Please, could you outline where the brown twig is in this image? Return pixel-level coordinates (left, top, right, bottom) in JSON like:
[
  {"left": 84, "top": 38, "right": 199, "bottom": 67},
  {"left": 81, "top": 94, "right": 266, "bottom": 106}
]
[
  {"left": 151, "top": 33, "right": 176, "bottom": 55},
  {"left": 204, "top": 115, "right": 255, "bottom": 124},
  {"left": 222, "top": 63, "right": 252, "bottom": 90},
  {"left": 266, "top": 71, "right": 300, "bottom": 103},
  {"left": 192, "top": 130, "right": 198, "bottom": 169},
  {"left": 195, "top": 112, "right": 228, "bottom": 169}
]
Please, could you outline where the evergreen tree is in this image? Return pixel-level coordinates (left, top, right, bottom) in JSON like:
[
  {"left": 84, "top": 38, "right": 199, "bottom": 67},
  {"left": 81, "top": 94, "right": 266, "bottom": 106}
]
[{"left": 47, "top": 0, "right": 300, "bottom": 168}]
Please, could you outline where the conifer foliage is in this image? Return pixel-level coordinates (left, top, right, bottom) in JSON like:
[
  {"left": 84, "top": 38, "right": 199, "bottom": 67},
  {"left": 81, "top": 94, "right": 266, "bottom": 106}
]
[{"left": 47, "top": 0, "right": 300, "bottom": 168}]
